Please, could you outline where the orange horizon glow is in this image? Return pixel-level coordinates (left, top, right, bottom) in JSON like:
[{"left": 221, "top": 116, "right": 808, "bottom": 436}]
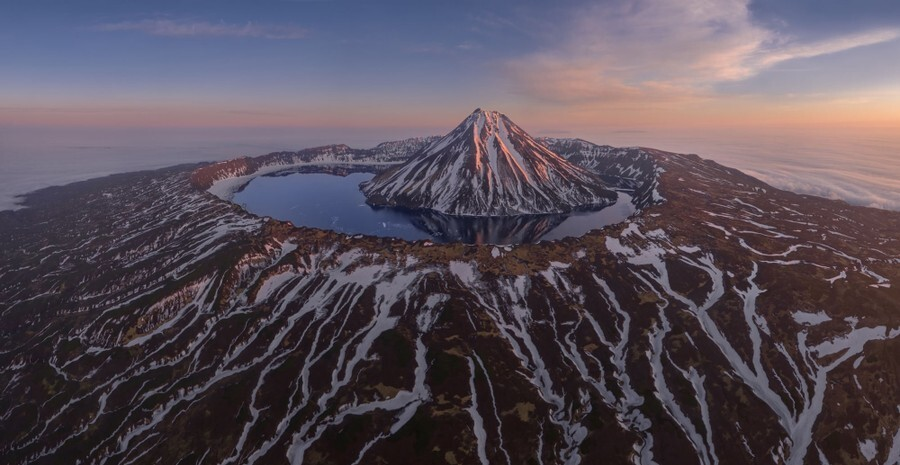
[{"left": 4, "top": 93, "right": 900, "bottom": 132}]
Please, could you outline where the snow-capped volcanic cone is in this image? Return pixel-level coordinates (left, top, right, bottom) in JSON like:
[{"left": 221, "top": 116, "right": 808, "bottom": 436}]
[{"left": 360, "top": 108, "right": 617, "bottom": 216}]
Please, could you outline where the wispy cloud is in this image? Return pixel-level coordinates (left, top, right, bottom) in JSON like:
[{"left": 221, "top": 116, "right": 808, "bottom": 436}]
[
  {"left": 408, "top": 41, "right": 482, "bottom": 55},
  {"left": 504, "top": 0, "right": 900, "bottom": 103},
  {"left": 94, "top": 19, "right": 308, "bottom": 40},
  {"left": 456, "top": 41, "right": 481, "bottom": 51},
  {"left": 756, "top": 28, "right": 900, "bottom": 68}
]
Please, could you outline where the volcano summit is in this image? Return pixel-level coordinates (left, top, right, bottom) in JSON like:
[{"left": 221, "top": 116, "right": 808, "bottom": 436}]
[{"left": 360, "top": 109, "right": 617, "bottom": 216}]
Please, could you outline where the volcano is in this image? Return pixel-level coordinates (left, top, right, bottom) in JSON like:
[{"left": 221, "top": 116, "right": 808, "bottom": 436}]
[{"left": 360, "top": 109, "right": 617, "bottom": 216}]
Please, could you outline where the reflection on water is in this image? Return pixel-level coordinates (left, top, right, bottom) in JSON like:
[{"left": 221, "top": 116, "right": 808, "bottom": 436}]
[
  {"left": 409, "top": 211, "right": 568, "bottom": 245},
  {"left": 233, "top": 172, "right": 635, "bottom": 245}
]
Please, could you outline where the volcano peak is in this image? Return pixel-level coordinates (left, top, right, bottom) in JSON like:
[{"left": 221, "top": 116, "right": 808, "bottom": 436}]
[{"left": 360, "top": 109, "right": 616, "bottom": 216}]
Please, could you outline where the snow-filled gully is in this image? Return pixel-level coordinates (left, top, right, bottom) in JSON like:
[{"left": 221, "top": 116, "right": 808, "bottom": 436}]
[{"left": 605, "top": 210, "right": 898, "bottom": 465}]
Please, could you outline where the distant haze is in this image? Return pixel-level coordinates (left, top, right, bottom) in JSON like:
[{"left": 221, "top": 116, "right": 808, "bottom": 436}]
[
  {"left": 1, "top": 124, "right": 897, "bottom": 212},
  {"left": 581, "top": 127, "right": 900, "bottom": 211}
]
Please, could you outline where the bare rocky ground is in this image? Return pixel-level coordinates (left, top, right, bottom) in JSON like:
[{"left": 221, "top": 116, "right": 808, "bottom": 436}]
[{"left": 0, "top": 143, "right": 898, "bottom": 465}]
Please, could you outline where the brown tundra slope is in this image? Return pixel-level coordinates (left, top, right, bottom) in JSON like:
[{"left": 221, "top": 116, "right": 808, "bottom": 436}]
[{"left": 0, "top": 142, "right": 898, "bottom": 465}]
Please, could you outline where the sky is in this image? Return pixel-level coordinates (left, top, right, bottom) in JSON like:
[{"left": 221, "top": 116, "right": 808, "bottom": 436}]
[
  {"left": 3, "top": 0, "right": 900, "bottom": 132},
  {"left": 1, "top": 0, "right": 899, "bottom": 211}
]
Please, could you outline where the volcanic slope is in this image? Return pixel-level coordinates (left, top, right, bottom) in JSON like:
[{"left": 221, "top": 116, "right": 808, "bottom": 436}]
[
  {"left": 361, "top": 109, "right": 616, "bottom": 216},
  {"left": 0, "top": 142, "right": 898, "bottom": 465}
]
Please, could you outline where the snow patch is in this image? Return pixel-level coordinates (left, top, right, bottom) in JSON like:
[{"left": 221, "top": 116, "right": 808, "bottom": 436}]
[
  {"left": 449, "top": 261, "right": 478, "bottom": 286},
  {"left": 859, "top": 439, "right": 877, "bottom": 462},
  {"left": 792, "top": 311, "right": 831, "bottom": 326}
]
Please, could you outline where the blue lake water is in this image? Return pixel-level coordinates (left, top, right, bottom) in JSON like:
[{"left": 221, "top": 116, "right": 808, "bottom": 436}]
[{"left": 233, "top": 172, "right": 636, "bottom": 245}]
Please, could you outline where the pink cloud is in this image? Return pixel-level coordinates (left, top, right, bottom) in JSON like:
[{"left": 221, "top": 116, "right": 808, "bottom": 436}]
[{"left": 504, "top": 0, "right": 900, "bottom": 104}]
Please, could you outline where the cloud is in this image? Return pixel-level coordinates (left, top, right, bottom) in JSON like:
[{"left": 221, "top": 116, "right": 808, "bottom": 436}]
[
  {"left": 744, "top": 168, "right": 900, "bottom": 210},
  {"left": 504, "top": 0, "right": 900, "bottom": 103},
  {"left": 756, "top": 28, "right": 900, "bottom": 67},
  {"left": 408, "top": 42, "right": 483, "bottom": 55},
  {"left": 94, "top": 19, "right": 308, "bottom": 40}
]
